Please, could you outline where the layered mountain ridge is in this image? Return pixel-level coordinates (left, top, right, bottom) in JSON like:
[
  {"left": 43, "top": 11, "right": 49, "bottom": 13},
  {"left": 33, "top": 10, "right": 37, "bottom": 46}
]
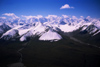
[
  {"left": 0, "top": 15, "right": 100, "bottom": 67},
  {"left": 0, "top": 15, "right": 100, "bottom": 44}
]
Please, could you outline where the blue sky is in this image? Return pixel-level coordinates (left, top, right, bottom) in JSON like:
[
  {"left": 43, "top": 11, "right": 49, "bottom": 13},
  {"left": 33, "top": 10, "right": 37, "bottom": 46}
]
[{"left": 0, "top": 0, "right": 100, "bottom": 18}]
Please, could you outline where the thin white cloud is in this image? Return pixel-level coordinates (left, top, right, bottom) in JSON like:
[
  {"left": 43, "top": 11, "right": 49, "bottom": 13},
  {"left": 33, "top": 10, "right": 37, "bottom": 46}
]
[
  {"left": 72, "top": 16, "right": 77, "bottom": 19},
  {"left": 80, "top": 16, "right": 84, "bottom": 18},
  {"left": 36, "top": 15, "right": 43, "bottom": 19},
  {"left": 80, "top": 16, "right": 84, "bottom": 19},
  {"left": 0, "top": 17, "right": 6, "bottom": 19},
  {"left": 62, "top": 15, "right": 69, "bottom": 18},
  {"left": 3, "top": 13, "right": 19, "bottom": 19},
  {"left": 87, "top": 16, "right": 91, "bottom": 19},
  {"left": 22, "top": 15, "right": 43, "bottom": 19},
  {"left": 45, "top": 15, "right": 58, "bottom": 19},
  {"left": 60, "top": 4, "right": 74, "bottom": 9},
  {"left": 22, "top": 15, "right": 35, "bottom": 19}
]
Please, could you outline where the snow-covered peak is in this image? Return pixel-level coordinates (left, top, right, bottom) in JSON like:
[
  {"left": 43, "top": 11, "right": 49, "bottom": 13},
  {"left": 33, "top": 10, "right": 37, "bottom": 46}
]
[
  {"left": 59, "top": 21, "right": 94, "bottom": 33},
  {"left": 45, "top": 15, "right": 61, "bottom": 24},
  {"left": 3, "top": 13, "right": 19, "bottom": 19},
  {"left": 31, "top": 22, "right": 47, "bottom": 35},
  {"left": 62, "top": 15, "right": 69, "bottom": 18},
  {"left": 1, "top": 29, "right": 19, "bottom": 40},
  {"left": 0, "top": 14, "right": 100, "bottom": 41},
  {"left": 45, "top": 15, "right": 58, "bottom": 19},
  {"left": 0, "top": 23, "right": 11, "bottom": 34},
  {"left": 93, "top": 20, "right": 100, "bottom": 29},
  {"left": 59, "top": 24, "right": 77, "bottom": 32},
  {"left": 39, "top": 29, "right": 62, "bottom": 41},
  {"left": 19, "top": 22, "right": 48, "bottom": 41}
]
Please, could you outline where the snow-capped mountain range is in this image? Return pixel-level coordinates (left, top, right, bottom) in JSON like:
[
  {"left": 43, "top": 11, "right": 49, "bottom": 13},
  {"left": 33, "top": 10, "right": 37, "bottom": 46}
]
[{"left": 0, "top": 14, "right": 100, "bottom": 42}]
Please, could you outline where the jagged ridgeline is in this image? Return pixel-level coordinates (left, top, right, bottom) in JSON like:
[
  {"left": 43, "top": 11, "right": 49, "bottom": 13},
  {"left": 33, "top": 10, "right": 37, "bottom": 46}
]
[
  {"left": 0, "top": 16, "right": 100, "bottom": 43},
  {"left": 0, "top": 15, "right": 100, "bottom": 67}
]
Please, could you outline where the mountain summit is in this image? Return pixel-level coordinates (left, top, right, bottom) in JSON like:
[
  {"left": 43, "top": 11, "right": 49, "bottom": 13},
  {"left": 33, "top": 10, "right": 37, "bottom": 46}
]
[{"left": 0, "top": 15, "right": 100, "bottom": 43}]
